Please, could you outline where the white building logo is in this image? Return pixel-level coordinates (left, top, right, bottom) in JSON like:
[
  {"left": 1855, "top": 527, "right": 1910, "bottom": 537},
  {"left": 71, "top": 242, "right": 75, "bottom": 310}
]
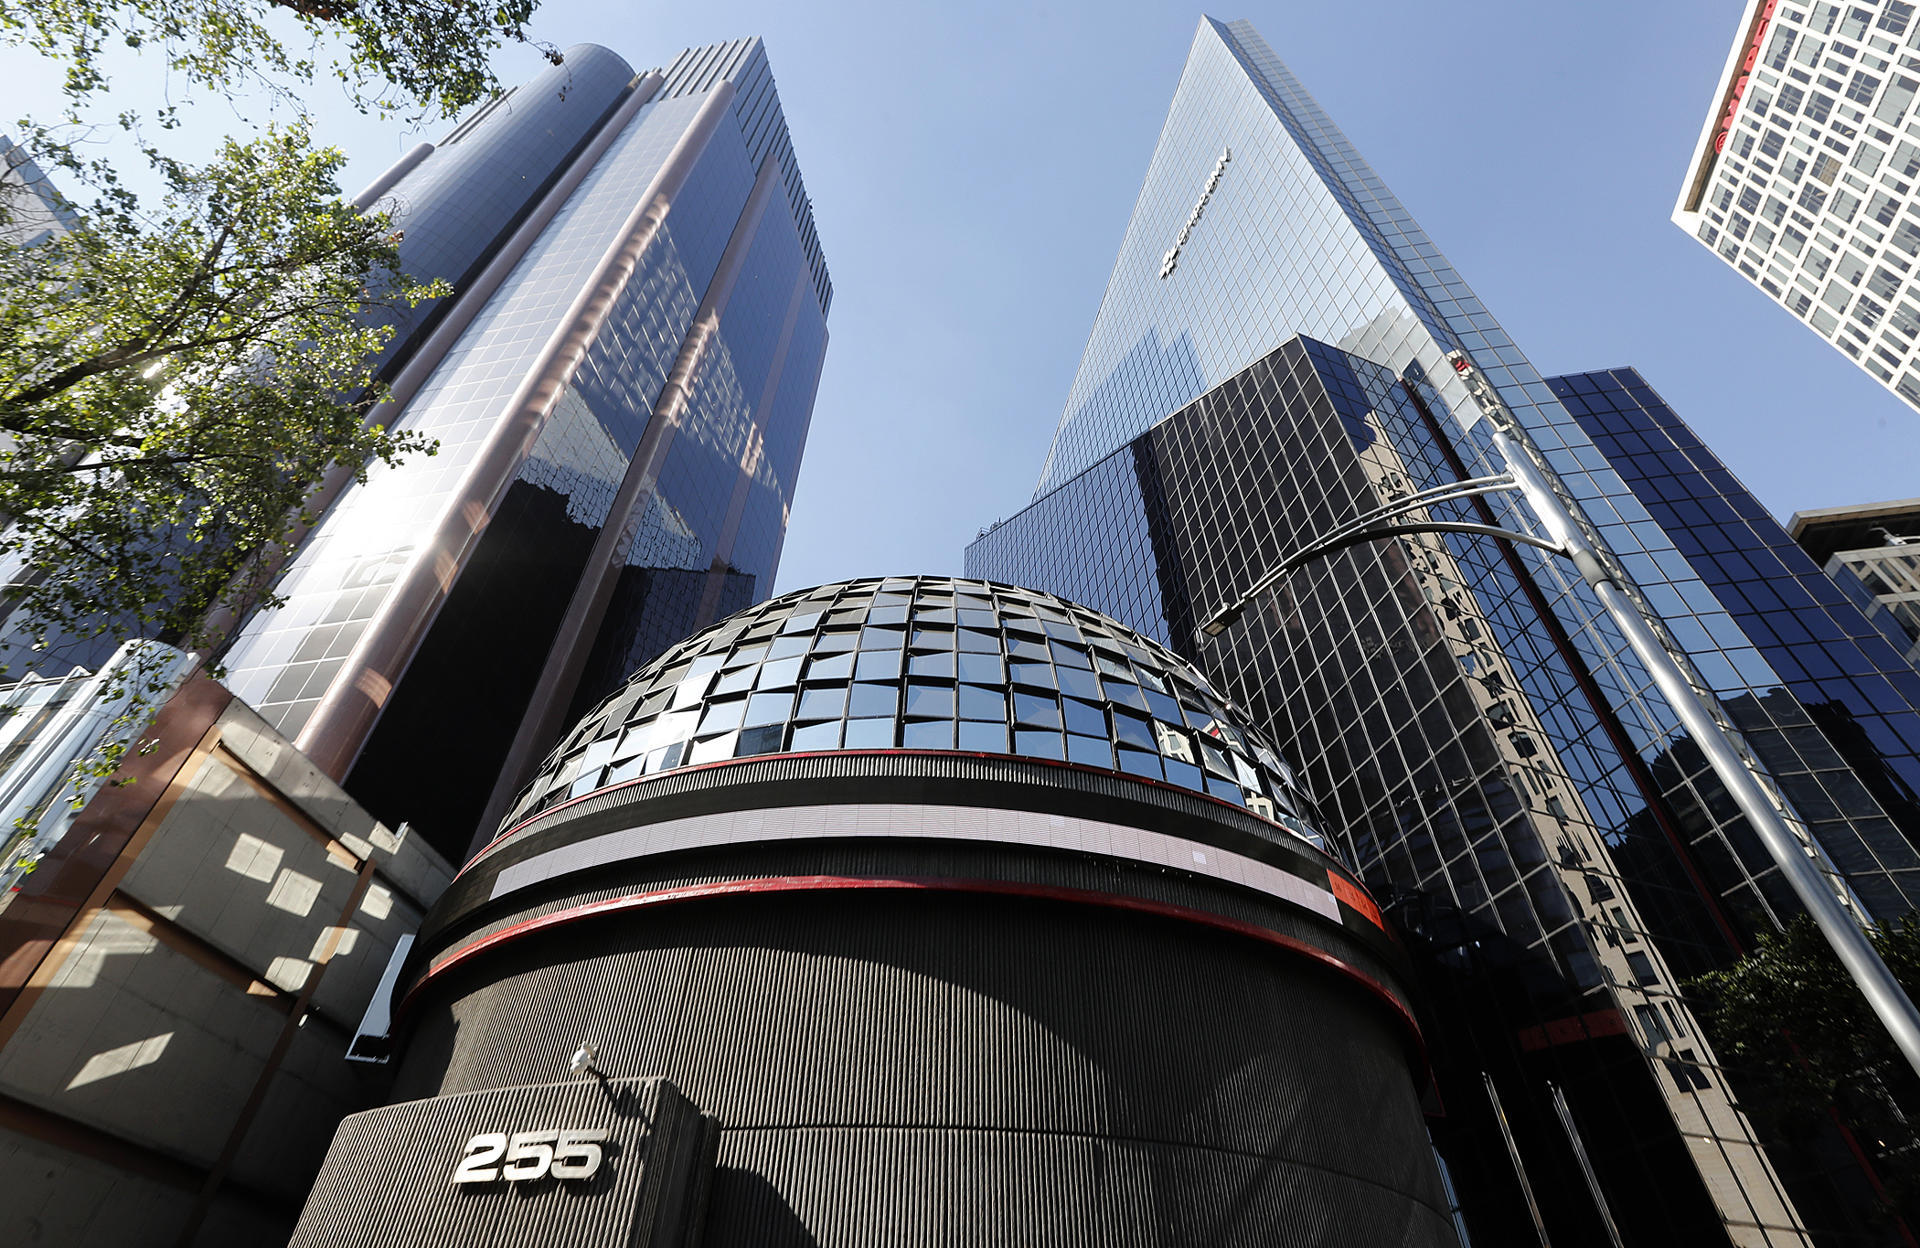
[{"left": 1161, "top": 146, "right": 1231, "bottom": 278}]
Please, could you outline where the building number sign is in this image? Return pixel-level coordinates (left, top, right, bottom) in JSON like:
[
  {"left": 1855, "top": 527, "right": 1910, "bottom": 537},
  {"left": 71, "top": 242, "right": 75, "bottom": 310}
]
[{"left": 452, "top": 1128, "right": 612, "bottom": 1184}]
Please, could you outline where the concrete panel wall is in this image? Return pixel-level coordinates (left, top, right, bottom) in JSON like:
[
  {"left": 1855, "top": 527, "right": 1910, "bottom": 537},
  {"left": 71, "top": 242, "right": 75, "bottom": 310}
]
[{"left": 0, "top": 688, "right": 454, "bottom": 1247}]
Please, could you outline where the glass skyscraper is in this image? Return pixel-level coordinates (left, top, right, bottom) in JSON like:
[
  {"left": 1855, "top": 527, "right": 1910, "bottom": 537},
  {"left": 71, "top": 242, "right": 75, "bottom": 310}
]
[
  {"left": 971, "top": 17, "right": 1920, "bottom": 1248},
  {"left": 206, "top": 39, "right": 831, "bottom": 863}
]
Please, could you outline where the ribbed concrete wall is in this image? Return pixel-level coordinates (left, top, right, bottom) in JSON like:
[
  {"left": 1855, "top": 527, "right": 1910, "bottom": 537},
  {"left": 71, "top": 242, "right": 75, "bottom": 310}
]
[
  {"left": 393, "top": 888, "right": 1452, "bottom": 1246},
  {"left": 291, "top": 1077, "right": 714, "bottom": 1248}
]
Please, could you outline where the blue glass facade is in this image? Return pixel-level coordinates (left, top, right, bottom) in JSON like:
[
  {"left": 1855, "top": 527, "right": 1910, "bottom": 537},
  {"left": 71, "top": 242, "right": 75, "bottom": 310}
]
[
  {"left": 1554, "top": 370, "right": 1920, "bottom": 915},
  {"left": 971, "top": 16, "right": 1920, "bottom": 1248},
  {"left": 211, "top": 39, "right": 830, "bottom": 863}
]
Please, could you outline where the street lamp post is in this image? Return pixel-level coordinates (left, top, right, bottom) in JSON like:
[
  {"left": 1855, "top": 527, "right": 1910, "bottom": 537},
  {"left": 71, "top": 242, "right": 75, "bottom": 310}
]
[{"left": 1195, "top": 352, "right": 1920, "bottom": 1080}]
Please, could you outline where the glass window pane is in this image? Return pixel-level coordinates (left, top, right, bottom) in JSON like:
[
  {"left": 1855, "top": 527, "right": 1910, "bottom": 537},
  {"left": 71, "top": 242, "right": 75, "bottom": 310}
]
[
  {"left": 861, "top": 626, "right": 905, "bottom": 649},
  {"left": 958, "top": 721, "right": 1008, "bottom": 753},
  {"left": 1066, "top": 734, "right": 1113, "bottom": 768},
  {"left": 744, "top": 692, "right": 793, "bottom": 726},
  {"left": 808, "top": 652, "right": 854, "bottom": 681},
  {"left": 844, "top": 717, "right": 895, "bottom": 748},
  {"left": 848, "top": 683, "right": 897, "bottom": 717},
  {"left": 905, "top": 684, "right": 954, "bottom": 718},
  {"left": 1063, "top": 698, "right": 1106, "bottom": 737},
  {"left": 689, "top": 732, "right": 739, "bottom": 764},
  {"left": 1014, "top": 729, "right": 1064, "bottom": 760},
  {"left": 670, "top": 671, "right": 714, "bottom": 708},
  {"left": 855, "top": 650, "right": 903, "bottom": 681},
  {"left": 813, "top": 630, "right": 858, "bottom": 654},
  {"left": 1164, "top": 760, "right": 1205, "bottom": 793},
  {"left": 1117, "top": 748, "right": 1163, "bottom": 780},
  {"left": 958, "top": 685, "right": 1006, "bottom": 721},
  {"left": 1008, "top": 637, "right": 1050, "bottom": 661},
  {"left": 1056, "top": 667, "right": 1101, "bottom": 700},
  {"left": 1014, "top": 691, "right": 1060, "bottom": 728},
  {"left": 1144, "top": 689, "right": 1184, "bottom": 724},
  {"left": 1010, "top": 662, "right": 1055, "bottom": 689},
  {"left": 909, "top": 651, "right": 956, "bottom": 679},
  {"left": 867, "top": 604, "right": 908, "bottom": 626},
  {"left": 957, "top": 628, "right": 1000, "bottom": 653},
  {"left": 790, "top": 721, "right": 841, "bottom": 751},
  {"left": 767, "top": 635, "right": 810, "bottom": 659},
  {"left": 736, "top": 724, "right": 785, "bottom": 756},
  {"left": 712, "top": 668, "right": 755, "bottom": 696},
  {"left": 781, "top": 611, "right": 823, "bottom": 634},
  {"left": 902, "top": 720, "right": 955, "bottom": 749},
  {"left": 1112, "top": 712, "right": 1155, "bottom": 751},
  {"left": 796, "top": 686, "right": 848, "bottom": 720},
  {"left": 1049, "top": 640, "right": 1092, "bottom": 669},
  {"left": 910, "top": 627, "right": 955, "bottom": 650},
  {"left": 757, "top": 657, "right": 803, "bottom": 689},
  {"left": 957, "top": 653, "right": 1003, "bottom": 682},
  {"left": 699, "top": 699, "right": 746, "bottom": 734}
]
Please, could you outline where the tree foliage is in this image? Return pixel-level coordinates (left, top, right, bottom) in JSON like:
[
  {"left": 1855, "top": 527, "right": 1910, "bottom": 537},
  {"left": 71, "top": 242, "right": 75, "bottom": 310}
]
[
  {"left": 0, "top": 123, "right": 441, "bottom": 663},
  {"left": 1691, "top": 915, "right": 1920, "bottom": 1220},
  {"left": 3, "top": 0, "right": 558, "bottom": 118}
]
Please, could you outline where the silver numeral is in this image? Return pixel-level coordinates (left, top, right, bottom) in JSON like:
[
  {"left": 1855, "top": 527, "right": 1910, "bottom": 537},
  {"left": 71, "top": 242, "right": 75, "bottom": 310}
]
[
  {"left": 453, "top": 1128, "right": 611, "bottom": 1185},
  {"left": 452, "top": 1132, "right": 507, "bottom": 1184},
  {"left": 551, "top": 1129, "right": 610, "bottom": 1179}
]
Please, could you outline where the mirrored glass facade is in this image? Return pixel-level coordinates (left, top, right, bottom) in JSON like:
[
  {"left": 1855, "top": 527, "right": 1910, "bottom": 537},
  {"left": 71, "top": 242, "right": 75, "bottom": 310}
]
[
  {"left": 214, "top": 39, "right": 831, "bottom": 864},
  {"left": 972, "top": 16, "right": 1920, "bottom": 1248}
]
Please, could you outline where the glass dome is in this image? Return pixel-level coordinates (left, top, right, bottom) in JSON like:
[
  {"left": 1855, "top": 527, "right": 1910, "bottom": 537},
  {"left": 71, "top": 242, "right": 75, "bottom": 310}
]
[{"left": 507, "top": 577, "right": 1326, "bottom": 849}]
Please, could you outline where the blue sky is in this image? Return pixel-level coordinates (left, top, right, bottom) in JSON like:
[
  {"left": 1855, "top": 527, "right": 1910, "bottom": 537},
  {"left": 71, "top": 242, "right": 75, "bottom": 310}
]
[{"left": 10, "top": 1, "right": 1919, "bottom": 597}]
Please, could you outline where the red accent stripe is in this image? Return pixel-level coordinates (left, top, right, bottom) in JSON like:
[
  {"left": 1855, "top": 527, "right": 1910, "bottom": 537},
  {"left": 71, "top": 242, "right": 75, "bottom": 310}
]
[
  {"left": 1515, "top": 1007, "right": 1628, "bottom": 1052},
  {"left": 404, "top": 873, "right": 1426, "bottom": 1073},
  {"left": 1328, "top": 873, "right": 1382, "bottom": 928}
]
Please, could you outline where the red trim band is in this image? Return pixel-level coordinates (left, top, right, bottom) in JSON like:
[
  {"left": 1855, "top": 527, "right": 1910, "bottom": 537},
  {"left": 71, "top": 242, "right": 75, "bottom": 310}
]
[{"left": 405, "top": 872, "right": 1426, "bottom": 1074}]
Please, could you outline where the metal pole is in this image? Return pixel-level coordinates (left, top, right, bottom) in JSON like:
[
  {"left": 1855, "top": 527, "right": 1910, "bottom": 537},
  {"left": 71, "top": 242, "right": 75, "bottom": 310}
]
[
  {"left": 1579, "top": 554, "right": 1920, "bottom": 1076},
  {"left": 1482, "top": 1071, "right": 1552, "bottom": 1248},
  {"left": 1450, "top": 355, "right": 1920, "bottom": 1080},
  {"left": 1548, "top": 1082, "right": 1626, "bottom": 1248}
]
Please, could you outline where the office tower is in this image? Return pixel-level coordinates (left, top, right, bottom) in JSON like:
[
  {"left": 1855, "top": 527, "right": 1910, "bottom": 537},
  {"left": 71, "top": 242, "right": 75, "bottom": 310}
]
[
  {"left": 1790, "top": 497, "right": 1920, "bottom": 666},
  {"left": 0, "top": 135, "right": 75, "bottom": 247},
  {"left": 1674, "top": 0, "right": 1920, "bottom": 413},
  {"left": 293, "top": 576, "right": 1449, "bottom": 1248},
  {"left": 205, "top": 38, "right": 832, "bottom": 864},
  {"left": 970, "top": 16, "right": 1920, "bottom": 1247}
]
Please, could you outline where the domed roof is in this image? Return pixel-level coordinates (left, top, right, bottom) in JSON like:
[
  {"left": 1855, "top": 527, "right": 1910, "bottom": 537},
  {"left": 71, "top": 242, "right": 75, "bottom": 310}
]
[{"left": 507, "top": 577, "right": 1325, "bottom": 849}]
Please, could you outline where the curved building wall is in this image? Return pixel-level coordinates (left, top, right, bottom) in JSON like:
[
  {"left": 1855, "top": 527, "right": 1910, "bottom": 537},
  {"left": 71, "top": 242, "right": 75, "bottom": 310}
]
[
  {"left": 366, "top": 44, "right": 642, "bottom": 374},
  {"left": 292, "top": 580, "right": 1448, "bottom": 1247}
]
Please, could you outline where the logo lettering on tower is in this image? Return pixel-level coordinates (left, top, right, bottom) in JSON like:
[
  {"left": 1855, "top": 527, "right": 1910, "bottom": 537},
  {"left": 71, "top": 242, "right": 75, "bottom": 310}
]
[{"left": 1161, "top": 147, "right": 1232, "bottom": 278}]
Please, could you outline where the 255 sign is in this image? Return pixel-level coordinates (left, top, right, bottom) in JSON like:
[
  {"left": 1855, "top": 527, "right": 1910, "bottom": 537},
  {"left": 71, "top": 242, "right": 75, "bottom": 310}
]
[{"left": 452, "top": 1129, "right": 612, "bottom": 1185}]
